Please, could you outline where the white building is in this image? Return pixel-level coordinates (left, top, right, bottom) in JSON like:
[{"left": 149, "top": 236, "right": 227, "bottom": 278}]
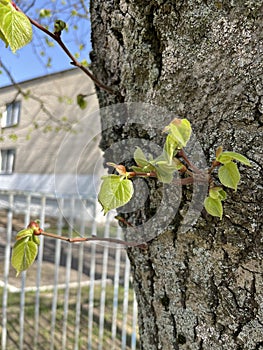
[
  {"left": 0, "top": 68, "right": 104, "bottom": 195},
  {"left": 0, "top": 69, "right": 105, "bottom": 221}
]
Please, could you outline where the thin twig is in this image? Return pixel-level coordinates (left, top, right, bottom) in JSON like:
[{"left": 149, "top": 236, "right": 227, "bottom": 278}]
[
  {"left": 208, "top": 160, "right": 221, "bottom": 174},
  {"left": 41, "top": 231, "right": 147, "bottom": 249},
  {"left": 177, "top": 149, "right": 203, "bottom": 174},
  {"left": 13, "top": 3, "right": 115, "bottom": 94}
]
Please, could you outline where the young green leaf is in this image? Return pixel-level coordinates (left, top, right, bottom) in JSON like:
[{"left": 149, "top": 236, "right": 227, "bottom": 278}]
[
  {"left": 0, "top": 1, "right": 11, "bottom": 6},
  {"left": 153, "top": 153, "right": 182, "bottom": 183},
  {"left": 133, "top": 147, "right": 157, "bottom": 174},
  {"left": 134, "top": 147, "right": 150, "bottom": 168},
  {"left": 217, "top": 188, "right": 227, "bottom": 201},
  {"left": 131, "top": 163, "right": 156, "bottom": 173},
  {"left": 11, "top": 238, "right": 38, "bottom": 276},
  {"left": 209, "top": 187, "right": 227, "bottom": 201},
  {"left": 204, "top": 197, "right": 223, "bottom": 219},
  {"left": 32, "top": 234, "right": 41, "bottom": 245},
  {"left": 98, "top": 175, "right": 134, "bottom": 214},
  {"left": 131, "top": 165, "right": 146, "bottom": 173},
  {"left": 54, "top": 19, "right": 67, "bottom": 34},
  {"left": 217, "top": 151, "right": 251, "bottom": 166},
  {"left": 164, "top": 118, "right": 192, "bottom": 149},
  {"left": 164, "top": 134, "right": 179, "bottom": 162},
  {"left": 218, "top": 162, "right": 240, "bottom": 191},
  {"left": 154, "top": 164, "right": 173, "bottom": 183},
  {"left": 15, "top": 227, "right": 34, "bottom": 241},
  {"left": 77, "top": 94, "right": 87, "bottom": 110},
  {"left": 0, "top": 2, "right": 33, "bottom": 52}
]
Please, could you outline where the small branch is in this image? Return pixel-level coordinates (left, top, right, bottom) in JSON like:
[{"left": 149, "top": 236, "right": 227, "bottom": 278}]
[
  {"left": 128, "top": 171, "right": 157, "bottom": 178},
  {"left": 128, "top": 169, "right": 209, "bottom": 185},
  {"left": 41, "top": 231, "right": 147, "bottom": 249},
  {"left": 208, "top": 160, "right": 221, "bottom": 174},
  {"left": 173, "top": 174, "right": 209, "bottom": 186},
  {"left": 177, "top": 149, "right": 203, "bottom": 174},
  {"left": 14, "top": 4, "right": 115, "bottom": 95}
]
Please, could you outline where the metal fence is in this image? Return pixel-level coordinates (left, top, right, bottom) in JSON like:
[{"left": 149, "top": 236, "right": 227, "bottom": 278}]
[{"left": 0, "top": 190, "right": 139, "bottom": 350}]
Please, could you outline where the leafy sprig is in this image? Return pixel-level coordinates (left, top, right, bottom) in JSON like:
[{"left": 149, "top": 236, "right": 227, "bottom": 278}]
[
  {"left": 98, "top": 118, "right": 251, "bottom": 220},
  {"left": 0, "top": 1, "right": 114, "bottom": 94},
  {"left": 11, "top": 221, "right": 147, "bottom": 275}
]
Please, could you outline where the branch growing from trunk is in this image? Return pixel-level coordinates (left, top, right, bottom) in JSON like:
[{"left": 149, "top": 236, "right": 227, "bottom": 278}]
[
  {"left": 40, "top": 230, "right": 147, "bottom": 249},
  {"left": 13, "top": 3, "right": 116, "bottom": 95}
]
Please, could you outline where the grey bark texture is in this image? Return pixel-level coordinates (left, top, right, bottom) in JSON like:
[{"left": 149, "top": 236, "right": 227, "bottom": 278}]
[{"left": 90, "top": 1, "right": 263, "bottom": 349}]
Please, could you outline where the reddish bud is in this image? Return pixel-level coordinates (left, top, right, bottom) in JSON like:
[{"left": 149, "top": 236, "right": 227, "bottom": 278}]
[{"left": 27, "top": 221, "right": 43, "bottom": 235}]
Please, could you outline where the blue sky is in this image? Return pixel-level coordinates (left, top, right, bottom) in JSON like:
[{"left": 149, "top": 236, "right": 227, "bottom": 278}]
[{"left": 0, "top": 1, "right": 91, "bottom": 87}]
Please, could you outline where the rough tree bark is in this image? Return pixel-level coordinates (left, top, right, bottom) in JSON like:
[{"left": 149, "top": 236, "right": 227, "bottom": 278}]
[{"left": 90, "top": 1, "right": 263, "bottom": 349}]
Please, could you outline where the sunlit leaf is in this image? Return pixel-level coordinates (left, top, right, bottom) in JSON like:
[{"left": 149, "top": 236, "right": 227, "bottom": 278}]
[
  {"left": 98, "top": 175, "right": 134, "bottom": 214},
  {"left": 209, "top": 187, "right": 227, "bottom": 201},
  {"left": 32, "top": 234, "right": 40, "bottom": 245},
  {"left": 134, "top": 147, "right": 149, "bottom": 167},
  {"left": 217, "top": 151, "right": 251, "bottom": 166},
  {"left": 164, "top": 134, "right": 179, "bottom": 162},
  {"left": 218, "top": 162, "right": 240, "bottom": 191},
  {"left": 204, "top": 197, "right": 223, "bottom": 219},
  {"left": 0, "top": 2, "right": 32, "bottom": 52},
  {"left": 218, "top": 189, "right": 227, "bottom": 201},
  {"left": 153, "top": 153, "right": 182, "bottom": 183},
  {"left": 11, "top": 238, "right": 38, "bottom": 276},
  {"left": 155, "top": 164, "right": 174, "bottom": 183},
  {"left": 164, "top": 118, "right": 192, "bottom": 149},
  {"left": 0, "top": 1, "right": 11, "bottom": 6},
  {"left": 15, "top": 228, "right": 34, "bottom": 241}
]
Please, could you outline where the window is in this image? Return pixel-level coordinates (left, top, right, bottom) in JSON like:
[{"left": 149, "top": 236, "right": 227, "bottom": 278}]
[
  {"left": 0, "top": 149, "right": 16, "bottom": 174},
  {"left": 1, "top": 101, "right": 21, "bottom": 128}
]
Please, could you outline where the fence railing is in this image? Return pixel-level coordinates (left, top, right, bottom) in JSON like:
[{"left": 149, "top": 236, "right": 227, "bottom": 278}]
[{"left": 0, "top": 190, "right": 139, "bottom": 350}]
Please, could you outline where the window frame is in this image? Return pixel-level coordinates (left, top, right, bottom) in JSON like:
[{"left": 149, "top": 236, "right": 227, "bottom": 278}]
[
  {"left": 0, "top": 148, "right": 16, "bottom": 174},
  {"left": 1, "top": 100, "right": 21, "bottom": 128}
]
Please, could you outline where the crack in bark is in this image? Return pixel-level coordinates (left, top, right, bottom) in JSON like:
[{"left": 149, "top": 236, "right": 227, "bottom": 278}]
[
  {"left": 147, "top": 256, "right": 160, "bottom": 348},
  {"left": 171, "top": 314, "right": 180, "bottom": 350},
  {"left": 143, "top": 3, "right": 163, "bottom": 88},
  {"left": 208, "top": 273, "right": 220, "bottom": 325}
]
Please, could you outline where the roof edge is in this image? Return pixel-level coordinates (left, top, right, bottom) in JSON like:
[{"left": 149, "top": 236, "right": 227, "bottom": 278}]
[{"left": 0, "top": 68, "right": 81, "bottom": 90}]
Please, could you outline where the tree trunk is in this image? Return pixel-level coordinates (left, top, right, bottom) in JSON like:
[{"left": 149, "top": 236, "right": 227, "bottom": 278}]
[{"left": 90, "top": 1, "right": 263, "bottom": 349}]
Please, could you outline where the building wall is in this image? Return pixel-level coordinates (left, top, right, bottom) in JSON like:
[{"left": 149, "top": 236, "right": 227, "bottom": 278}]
[{"left": 0, "top": 69, "right": 104, "bottom": 194}]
